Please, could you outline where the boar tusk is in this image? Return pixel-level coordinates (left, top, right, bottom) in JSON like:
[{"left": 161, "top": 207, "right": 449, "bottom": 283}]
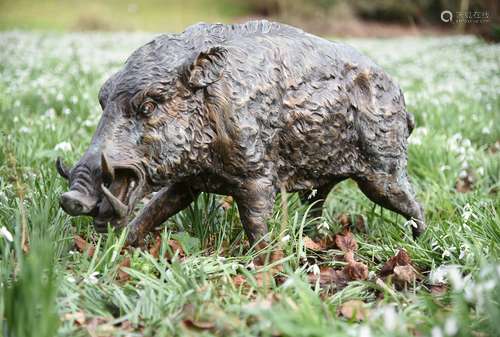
[
  {"left": 56, "top": 157, "right": 70, "bottom": 180},
  {"left": 101, "top": 184, "right": 128, "bottom": 218},
  {"left": 101, "top": 152, "right": 115, "bottom": 185}
]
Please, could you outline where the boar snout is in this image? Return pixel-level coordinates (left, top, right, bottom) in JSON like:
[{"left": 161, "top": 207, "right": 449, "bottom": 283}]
[
  {"left": 60, "top": 190, "right": 97, "bottom": 216},
  {"left": 56, "top": 156, "right": 100, "bottom": 217}
]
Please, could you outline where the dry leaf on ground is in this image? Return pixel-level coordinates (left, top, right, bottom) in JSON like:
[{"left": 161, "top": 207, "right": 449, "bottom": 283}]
[
  {"left": 166, "top": 239, "right": 185, "bottom": 259},
  {"left": 304, "top": 236, "right": 322, "bottom": 251},
  {"left": 456, "top": 173, "right": 474, "bottom": 193},
  {"left": 343, "top": 260, "right": 369, "bottom": 281},
  {"left": 430, "top": 283, "right": 448, "bottom": 296},
  {"left": 74, "top": 235, "right": 95, "bottom": 257},
  {"left": 220, "top": 196, "right": 234, "bottom": 210},
  {"left": 335, "top": 229, "right": 358, "bottom": 252},
  {"left": 116, "top": 256, "right": 131, "bottom": 283},
  {"left": 393, "top": 265, "right": 416, "bottom": 284},
  {"left": 338, "top": 213, "right": 351, "bottom": 227},
  {"left": 183, "top": 319, "right": 215, "bottom": 330},
  {"left": 308, "top": 267, "right": 349, "bottom": 288},
  {"left": 380, "top": 249, "right": 412, "bottom": 276},
  {"left": 149, "top": 236, "right": 162, "bottom": 258},
  {"left": 338, "top": 300, "right": 368, "bottom": 321},
  {"left": 63, "top": 311, "right": 86, "bottom": 325}
]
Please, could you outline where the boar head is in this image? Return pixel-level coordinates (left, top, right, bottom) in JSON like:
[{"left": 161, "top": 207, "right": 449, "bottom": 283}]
[{"left": 57, "top": 42, "right": 229, "bottom": 232}]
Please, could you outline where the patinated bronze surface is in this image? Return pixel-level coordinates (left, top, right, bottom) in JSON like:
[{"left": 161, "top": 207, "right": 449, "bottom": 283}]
[{"left": 56, "top": 20, "right": 425, "bottom": 246}]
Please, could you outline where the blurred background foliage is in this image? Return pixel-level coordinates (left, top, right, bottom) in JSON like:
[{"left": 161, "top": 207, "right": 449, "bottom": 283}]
[{"left": 0, "top": 0, "right": 498, "bottom": 39}]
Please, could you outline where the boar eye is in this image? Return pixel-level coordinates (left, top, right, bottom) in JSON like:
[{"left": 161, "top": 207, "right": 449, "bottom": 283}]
[{"left": 139, "top": 101, "right": 156, "bottom": 116}]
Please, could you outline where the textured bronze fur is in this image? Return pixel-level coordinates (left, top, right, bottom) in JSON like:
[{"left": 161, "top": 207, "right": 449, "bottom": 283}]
[{"left": 57, "top": 20, "right": 425, "bottom": 245}]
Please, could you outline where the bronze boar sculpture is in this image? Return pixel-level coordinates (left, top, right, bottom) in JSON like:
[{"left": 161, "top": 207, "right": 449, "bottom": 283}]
[{"left": 56, "top": 20, "right": 425, "bottom": 248}]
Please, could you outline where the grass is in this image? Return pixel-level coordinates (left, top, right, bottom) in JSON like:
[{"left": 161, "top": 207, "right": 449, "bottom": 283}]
[{"left": 0, "top": 31, "right": 499, "bottom": 337}]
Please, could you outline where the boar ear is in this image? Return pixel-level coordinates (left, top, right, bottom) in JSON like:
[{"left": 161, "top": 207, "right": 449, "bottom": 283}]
[{"left": 186, "top": 46, "right": 227, "bottom": 89}]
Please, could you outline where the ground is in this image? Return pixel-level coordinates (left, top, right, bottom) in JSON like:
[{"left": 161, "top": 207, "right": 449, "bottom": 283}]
[{"left": 0, "top": 32, "right": 499, "bottom": 337}]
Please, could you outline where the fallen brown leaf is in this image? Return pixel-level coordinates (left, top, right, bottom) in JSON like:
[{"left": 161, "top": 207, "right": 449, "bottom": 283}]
[
  {"left": 430, "top": 283, "right": 448, "bottom": 296},
  {"left": 355, "top": 215, "right": 366, "bottom": 232},
  {"left": 116, "top": 256, "right": 131, "bottom": 283},
  {"left": 308, "top": 267, "right": 349, "bottom": 288},
  {"left": 232, "top": 274, "right": 246, "bottom": 287},
  {"left": 338, "top": 213, "right": 351, "bottom": 227},
  {"left": 380, "top": 249, "right": 412, "bottom": 277},
  {"left": 338, "top": 300, "right": 367, "bottom": 321},
  {"left": 183, "top": 319, "right": 215, "bottom": 330},
  {"left": 167, "top": 239, "right": 185, "bottom": 257},
  {"left": 455, "top": 176, "right": 474, "bottom": 193},
  {"left": 393, "top": 265, "right": 416, "bottom": 285},
  {"left": 316, "top": 235, "right": 336, "bottom": 250},
  {"left": 149, "top": 235, "right": 162, "bottom": 258},
  {"left": 335, "top": 229, "right": 358, "bottom": 253},
  {"left": 303, "top": 236, "right": 322, "bottom": 251},
  {"left": 74, "top": 235, "right": 95, "bottom": 257},
  {"left": 63, "top": 311, "right": 86, "bottom": 325},
  {"left": 343, "top": 260, "right": 369, "bottom": 281},
  {"left": 220, "top": 195, "right": 234, "bottom": 210}
]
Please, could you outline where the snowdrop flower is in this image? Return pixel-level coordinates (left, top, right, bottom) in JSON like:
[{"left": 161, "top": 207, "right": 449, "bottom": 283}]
[
  {"left": 307, "top": 263, "right": 320, "bottom": 276},
  {"left": 44, "top": 108, "right": 56, "bottom": 119},
  {"left": 246, "top": 261, "right": 255, "bottom": 270},
  {"left": 0, "top": 226, "right": 14, "bottom": 242},
  {"left": 281, "top": 234, "right": 290, "bottom": 243},
  {"left": 66, "top": 276, "right": 76, "bottom": 283},
  {"left": 444, "top": 317, "right": 458, "bottom": 336},
  {"left": 307, "top": 188, "right": 317, "bottom": 199},
  {"left": 461, "top": 204, "right": 473, "bottom": 222},
  {"left": 432, "top": 326, "right": 444, "bottom": 337},
  {"left": 447, "top": 266, "right": 465, "bottom": 291},
  {"left": 19, "top": 126, "right": 31, "bottom": 133},
  {"left": 383, "top": 305, "right": 397, "bottom": 331},
  {"left": 54, "top": 141, "right": 72, "bottom": 152},
  {"left": 84, "top": 272, "right": 99, "bottom": 285},
  {"left": 62, "top": 107, "right": 71, "bottom": 115},
  {"left": 70, "top": 95, "right": 78, "bottom": 104},
  {"left": 282, "top": 277, "right": 295, "bottom": 288},
  {"left": 358, "top": 325, "right": 371, "bottom": 337},
  {"left": 56, "top": 92, "right": 64, "bottom": 101}
]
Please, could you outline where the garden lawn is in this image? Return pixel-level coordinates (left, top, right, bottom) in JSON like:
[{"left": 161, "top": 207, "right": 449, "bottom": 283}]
[{"left": 0, "top": 32, "right": 499, "bottom": 337}]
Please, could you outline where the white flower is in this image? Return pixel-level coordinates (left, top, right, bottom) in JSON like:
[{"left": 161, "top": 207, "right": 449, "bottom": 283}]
[
  {"left": 307, "top": 188, "right": 317, "bottom": 199},
  {"left": 281, "top": 234, "right": 290, "bottom": 243},
  {"left": 447, "top": 266, "right": 465, "bottom": 291},
  {"left": 282, "top": 278, "right": 295, "bottom": 288},
  {"left": 444, "top": 317, "right": 458, "bottom": 336},
  {"left": 54, "top": 141, "right": 72, "bottom": 152},
  {"left": 44, "top": 108, "right": 56, "bottom": 119},
  {"left": 359, "top": 325, "right": 371, "bottom": 337},
  {"left": 383, "top": 305, "right": 397, "bottom": 331},
  {"left": 56, "top": 92, "right": 64, "bottom": 101},
  {"left": 0, "top": 226, "right": 14, "bottom": 242},
  {"left": 19, "top": 126, "right": 31, "bottom": 133},
  {"left": 84, "top": 272, "right": 99, "bottom": 285},
  {"left": 67, "top": 276, "right": 76, "bottom": 283},
  {"left": 62, "top": 107, "right": 71, "bottom": 115},
  {"left": 432, "top": 326, "right": 444, "bottom": 337},
  {"left": 307, "top": 263, "right": 320, "bottom": 276},
  {"left": 70, "top": 95, "right": 78, "bottom": 104},
  {"left": 461, "top": 204, "right": 473, "bottom": 222}
]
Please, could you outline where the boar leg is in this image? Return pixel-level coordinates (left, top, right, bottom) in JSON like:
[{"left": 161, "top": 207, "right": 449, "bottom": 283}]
[
  {"left": 355, "top": 173, "right": 425, "bottom": 238},
  {"left": 126, "top": 183, "right": 200, "bottom": 245},
  {"left": 234, "top": 177, "right": 276, "bottom": 250}
]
